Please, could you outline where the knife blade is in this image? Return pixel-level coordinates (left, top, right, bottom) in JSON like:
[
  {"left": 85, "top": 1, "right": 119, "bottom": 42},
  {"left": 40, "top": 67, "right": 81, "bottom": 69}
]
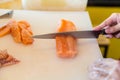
[
  {"left": 32, "top": 29, "right": 106, "bottom": 39},
  {"left": 0, "top": 10, "right": 13, "bottom": 19},
  {"left": 0, "top": 10, "right": 13, "bottom": 27}
]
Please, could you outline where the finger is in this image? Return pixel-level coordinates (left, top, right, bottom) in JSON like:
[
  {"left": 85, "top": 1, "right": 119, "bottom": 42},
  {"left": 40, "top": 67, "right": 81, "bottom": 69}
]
[
  {"left": 115, "top": 32, "right": 120, "bottom": 38},
  {"left": 105, "top": 23, "right": 120, "bottom": 33},
  {"left": 104, "top": 34, "right": 113, "bottom": 38},
  {"left": 94, "top": 13, "right": 118, "bottom": 31},
  {"left": 93, "top": 26, "right": 109, "bottom": 31}
]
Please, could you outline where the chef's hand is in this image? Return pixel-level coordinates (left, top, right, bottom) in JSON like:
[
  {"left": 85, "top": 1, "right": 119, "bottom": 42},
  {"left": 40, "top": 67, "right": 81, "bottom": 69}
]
[{"left": 94, "top": 13, "right": 120, "bottom": 38}]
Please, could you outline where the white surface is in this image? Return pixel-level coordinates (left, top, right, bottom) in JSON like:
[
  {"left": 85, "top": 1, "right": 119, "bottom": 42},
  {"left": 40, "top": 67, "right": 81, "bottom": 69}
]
[
  {"left": 0, "top": 10, "right": 102, "bottom": 80},
  {"left": 22, "top": 0, "right": 87, "bottom": 11}
]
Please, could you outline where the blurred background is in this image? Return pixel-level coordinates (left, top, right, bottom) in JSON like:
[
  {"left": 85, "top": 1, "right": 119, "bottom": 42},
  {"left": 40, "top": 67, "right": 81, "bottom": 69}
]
[
  {"left": 87, "top": 0, "right": 120, "bottom": 60},
  {"left": 0, "top": 0, "right": 120, "bottom": 59}
]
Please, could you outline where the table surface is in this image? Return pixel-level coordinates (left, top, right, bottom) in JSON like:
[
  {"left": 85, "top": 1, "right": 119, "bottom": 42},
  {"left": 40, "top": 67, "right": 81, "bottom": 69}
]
[{"left": 0, "top": 9, "right": 102, "bottom": 80}]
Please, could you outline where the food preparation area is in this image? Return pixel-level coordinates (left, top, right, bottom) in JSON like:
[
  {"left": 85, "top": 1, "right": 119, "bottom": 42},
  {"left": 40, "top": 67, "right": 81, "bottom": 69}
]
[{"left": 0, "top": 10, "right": 101, "bottom": 80}]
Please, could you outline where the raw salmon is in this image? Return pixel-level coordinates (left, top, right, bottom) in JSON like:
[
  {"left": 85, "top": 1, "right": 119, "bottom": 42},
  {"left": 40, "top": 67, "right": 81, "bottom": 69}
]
[
  {"left": 0, "top": 25, "right": 11, "bottom": 37},
  {"left": 56, "top": 19, "right": 78, "bottom": 58},
  {"left": 18, "top": 21, "right": 33, "bottom": 35},
  {"left": 9, "top": 20, "right": 22, "bottom": 43}
]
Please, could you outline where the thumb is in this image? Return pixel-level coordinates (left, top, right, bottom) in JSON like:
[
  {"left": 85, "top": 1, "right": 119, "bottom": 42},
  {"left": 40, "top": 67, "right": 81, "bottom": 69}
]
[{"left": 94, "top": 13, "right": 118, "bottom": 31}]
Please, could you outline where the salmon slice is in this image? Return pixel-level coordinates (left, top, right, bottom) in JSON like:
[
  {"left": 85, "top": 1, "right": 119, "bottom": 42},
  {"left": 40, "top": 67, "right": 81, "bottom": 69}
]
[
  {"left": 0, "top": 19, "right": 34, "bottom": 45},
  {"left": 18, "top": 20, "right": 30, "bottom": 27},
  {"left": 56, "top": 19, "right": 78, "bottom": 58},
  {"left": 21, "top": 28, "right": 34, "bottom": 45},
  {"left": 19, "top": 24, "right": 34, "bottom": 45},
  {"left": 9, "top": 20, "right": 22, "bottom": 43},
  {"left": 18, "top": 21, "right": 33, "bottom": 35},
  {"left": 0, "top": 25, "right": 11, "bottom": 37},
  {"left": 0, "top": 50, "right": 20, "bottom": 68}
]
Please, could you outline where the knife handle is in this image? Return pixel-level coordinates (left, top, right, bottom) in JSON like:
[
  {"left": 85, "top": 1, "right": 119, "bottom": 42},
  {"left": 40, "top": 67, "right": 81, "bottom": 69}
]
[
  {"left": 101, "top": 29, "right": 107, "bottom": 35},
  {"left": 101, "top": 29, "right": 120, "bottom": 36}
]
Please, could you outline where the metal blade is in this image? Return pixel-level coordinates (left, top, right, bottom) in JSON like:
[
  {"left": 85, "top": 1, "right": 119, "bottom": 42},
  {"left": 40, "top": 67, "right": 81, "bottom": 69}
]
[
  {"left": 0, "top": 10, "right": 13, "bottom": 19},
  {"left": 32, "top": 30, "right": 102, "bottom": 39}
]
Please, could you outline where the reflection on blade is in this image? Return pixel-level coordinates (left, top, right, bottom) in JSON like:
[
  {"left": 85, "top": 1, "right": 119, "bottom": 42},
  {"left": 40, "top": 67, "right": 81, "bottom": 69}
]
[{"left": 32, "top": 30, "right": 102, "bottom": 39}]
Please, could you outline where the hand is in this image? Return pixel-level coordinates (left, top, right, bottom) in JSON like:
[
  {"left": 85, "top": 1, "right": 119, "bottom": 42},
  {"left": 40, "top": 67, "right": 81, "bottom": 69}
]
[{"left": 94, "top": 13, "right": 120, "bottom": 38}]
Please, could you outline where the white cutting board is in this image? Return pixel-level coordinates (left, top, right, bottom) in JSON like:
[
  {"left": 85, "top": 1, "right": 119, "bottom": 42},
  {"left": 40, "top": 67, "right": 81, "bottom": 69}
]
[{"left": 0, "top": 10, "right": 102, "bottom": 80}]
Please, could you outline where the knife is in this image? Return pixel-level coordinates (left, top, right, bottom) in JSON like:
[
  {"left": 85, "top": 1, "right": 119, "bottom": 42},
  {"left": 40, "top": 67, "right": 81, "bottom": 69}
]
[
  {"left": 32, "top": 29, "right": 107, "bottom": 39},
  {"left": 0, "top": 10, "right": 13, "bottom": 19}
]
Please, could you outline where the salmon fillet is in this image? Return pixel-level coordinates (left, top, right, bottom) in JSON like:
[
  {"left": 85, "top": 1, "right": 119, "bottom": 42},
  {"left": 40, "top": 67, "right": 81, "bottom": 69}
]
[
  {"left": 9, "top": 20, "right": 22, "bottom": 43},
  {"left": 0, "top": 25, "right": 11, "bottom": 37},
  {"left": 56, "top": 19, "right": 78, "bottom": 58},
  {"left": 18, "top": 21, "right": 33, "bottom": 35},
  {"left": 18, "top": 21, "right": 34, "bottom": 45}
]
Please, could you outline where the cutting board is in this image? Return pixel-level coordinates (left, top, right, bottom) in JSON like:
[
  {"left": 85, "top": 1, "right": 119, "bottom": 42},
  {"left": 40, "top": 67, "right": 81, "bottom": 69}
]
[{"left": 0, "top": 10, "right": 102, "bottom": 80}]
